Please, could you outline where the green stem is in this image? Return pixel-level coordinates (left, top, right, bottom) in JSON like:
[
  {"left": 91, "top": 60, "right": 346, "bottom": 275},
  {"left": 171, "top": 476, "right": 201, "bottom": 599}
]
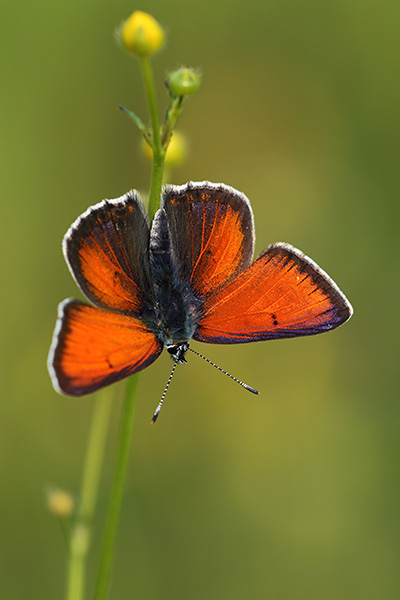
[
  {"left": 148, "top": 152, "right": 165, "bottom": 222},
  {"left": 66, "top": 388, "right": 113, "bottom": 600},
  {"left": 91, "top": 53, "right": 166, "bottom": 600},
  {"left": 161, "top": 95, "right": 185, "bottom": 148},
  {"left": 58, "top": 515, "right": 72, "bottom": 551},
  {"left": 93, "top": 374, "right": 140, "bottom": 600},
  {"left": 139, "top": 56, "right": 165, "bottom": 222}
]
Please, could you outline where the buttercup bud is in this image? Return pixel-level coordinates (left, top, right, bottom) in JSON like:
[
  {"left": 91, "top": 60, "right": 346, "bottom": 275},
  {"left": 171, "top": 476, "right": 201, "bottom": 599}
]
[
  {"left": 46, "top": 488, "right": 75, "bottom": 517},
  {"left": 141, "top": 131, "right": 187, "bottom": 168},
  {"left": 167, "top": 67, "right": 201, "bottom": 96},
  {"left": 120, "top": 11, "right": 164, "bottom": 57},
  {"left": 164, "top": 131, "right": 187, "bottom": 167}
]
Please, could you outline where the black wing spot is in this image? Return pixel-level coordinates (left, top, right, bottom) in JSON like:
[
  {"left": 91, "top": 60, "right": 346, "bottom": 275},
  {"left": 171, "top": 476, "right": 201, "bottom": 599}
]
[{"left": 271, "top": 314, "right": 278, "bottom": 326}]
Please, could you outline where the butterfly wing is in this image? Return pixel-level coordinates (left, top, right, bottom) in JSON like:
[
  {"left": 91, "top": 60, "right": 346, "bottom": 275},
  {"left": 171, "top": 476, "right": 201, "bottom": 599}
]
[
  {"left": 161, "top": 182, "right": 255, "bottom": 297},
  {"left": 64, "top": 191, "right": 153, "bottom": 315},
  {"left": 194, "top": 243, "right": 353, "bottom": 343},
  {"left": 48, "top": 300, "right": 163, "bottom": 395}
]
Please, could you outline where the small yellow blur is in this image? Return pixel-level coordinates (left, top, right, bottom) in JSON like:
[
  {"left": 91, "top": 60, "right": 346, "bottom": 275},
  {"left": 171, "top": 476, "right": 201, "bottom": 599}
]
[
  {"left": 46, "top": 488, "right": 75, "bottom": 518},
  {"left": 141, "top": 131, "right": 187, "bottom": 168}
]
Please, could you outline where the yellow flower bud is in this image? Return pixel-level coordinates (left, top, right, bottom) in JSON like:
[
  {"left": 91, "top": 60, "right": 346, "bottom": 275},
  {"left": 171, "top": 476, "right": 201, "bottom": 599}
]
[
  {"left": 46, "top": 488, "right": 75, "bottom": 517},
  {"left": 141, "top": 131, "right": 187, "bottom": 168},
  {"left": 120, "top": 11, "right": 164, "bottom": 57}
]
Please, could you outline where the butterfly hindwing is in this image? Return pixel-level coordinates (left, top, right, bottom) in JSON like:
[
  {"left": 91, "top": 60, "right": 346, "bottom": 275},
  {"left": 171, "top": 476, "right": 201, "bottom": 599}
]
[
  {"left": 48, "top": 300, "right": 163, "bottom": 395},
  {"left": 162, "top": 182, "right": 255, "bottom": 297},
  {"left": 64, "top": 191, "right": 153, "bottom": 315},
  {"left": 194, "top": 243, "right": 353, "bottom": 343}
]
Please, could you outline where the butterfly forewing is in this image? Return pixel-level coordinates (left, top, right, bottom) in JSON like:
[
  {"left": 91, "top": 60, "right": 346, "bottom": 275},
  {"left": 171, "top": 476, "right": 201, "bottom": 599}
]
[
  {"left": 48, "top": 300, "right": 163, "bottom": 395},
  {"left": 162, "top": 182, "right": 255, "bottom": 297},
  {"left": 194, "top": 243, "right": 353, "bottom": 343},
  {"left": 64, "top": 191, "right": 153, "bottom": 315}
]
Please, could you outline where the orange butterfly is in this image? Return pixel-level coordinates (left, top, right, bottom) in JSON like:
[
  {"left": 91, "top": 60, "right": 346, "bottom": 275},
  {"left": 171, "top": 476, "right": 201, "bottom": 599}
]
[{"left": 48, "top": 182, "right": 352, "bottom": 421}]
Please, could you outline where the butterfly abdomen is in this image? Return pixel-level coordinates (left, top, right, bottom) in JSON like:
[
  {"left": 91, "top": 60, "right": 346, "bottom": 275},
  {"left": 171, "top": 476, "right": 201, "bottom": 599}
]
[{"left": 149, "top": 209, "right": 200, "bottom": 346}]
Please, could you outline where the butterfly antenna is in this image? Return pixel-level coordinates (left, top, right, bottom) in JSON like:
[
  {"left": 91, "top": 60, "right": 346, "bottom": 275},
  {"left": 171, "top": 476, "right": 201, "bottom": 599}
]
[
  {"left": 188, "top": 347, "right": 259, "bottom": 395},
  {"left": 151, "top": 353, "right": 181, "bottom": 424}
]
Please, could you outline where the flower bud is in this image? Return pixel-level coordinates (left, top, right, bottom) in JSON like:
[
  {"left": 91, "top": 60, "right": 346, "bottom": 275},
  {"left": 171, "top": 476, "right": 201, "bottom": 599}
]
[
  {"left": 167, "top": 67, "right": 201, "bottom": 96},
  {"left": 141, "top": 131, "right": 187, "bottom": 168},
  {"left": 119, "top": 11, "right": 164, "bottom": 57},
  {"left": 46, "top": 488, "right": 75, "bottom": 517}
]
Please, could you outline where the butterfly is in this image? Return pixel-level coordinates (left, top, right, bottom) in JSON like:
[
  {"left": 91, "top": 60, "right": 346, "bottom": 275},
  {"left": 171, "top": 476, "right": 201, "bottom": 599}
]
[{"left": 48, "top": 181, "right": 353, "bottom": 421}]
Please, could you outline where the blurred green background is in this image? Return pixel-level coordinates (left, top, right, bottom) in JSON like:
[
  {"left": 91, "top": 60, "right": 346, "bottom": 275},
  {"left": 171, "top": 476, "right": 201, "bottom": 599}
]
[{"left": 2, "top": 0, "right": 399, "bottom": 598}]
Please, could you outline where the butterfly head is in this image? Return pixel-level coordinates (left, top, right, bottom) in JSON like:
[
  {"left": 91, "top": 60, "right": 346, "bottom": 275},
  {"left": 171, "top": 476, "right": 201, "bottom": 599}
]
[{"left": 166, "top": 342, "right": 189, "bottom": 364}]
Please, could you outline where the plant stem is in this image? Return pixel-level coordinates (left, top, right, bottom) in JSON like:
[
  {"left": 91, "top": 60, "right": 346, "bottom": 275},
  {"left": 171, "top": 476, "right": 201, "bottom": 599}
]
[
  {"left": 66, "top": 388, "right": 113, "bottom": 600},
  {"left": 91, "top": 54, "right": 166, "bottom": 600},
  {"left": 161, "top": 95, "right": 185, "bottom": 148},
  {"left": 140, "top": 56, "right": 165, "bottom": 222},
  {"left": 93, "top": 374, "right": 139, "bottom": 600},
  {"left": 148, "top": 151, "right": 165, "bottom": 222}
]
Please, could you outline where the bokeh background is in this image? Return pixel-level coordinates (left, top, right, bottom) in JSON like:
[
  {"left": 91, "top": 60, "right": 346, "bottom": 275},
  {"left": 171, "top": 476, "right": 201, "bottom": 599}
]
[{"left": 2, "top": 1, "right": 399, "bottom": 598}]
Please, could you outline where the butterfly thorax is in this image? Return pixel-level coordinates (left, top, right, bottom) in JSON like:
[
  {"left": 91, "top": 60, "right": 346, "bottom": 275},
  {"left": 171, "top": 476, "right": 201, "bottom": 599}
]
[{"left": 147, "top": 209, "right": 201, "bottom": 350}]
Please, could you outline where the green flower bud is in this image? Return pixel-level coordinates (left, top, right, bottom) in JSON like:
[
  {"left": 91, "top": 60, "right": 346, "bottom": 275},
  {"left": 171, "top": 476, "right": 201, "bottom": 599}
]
[{"left": 167, "top": 67, "right": 201, "bottom": 97}]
